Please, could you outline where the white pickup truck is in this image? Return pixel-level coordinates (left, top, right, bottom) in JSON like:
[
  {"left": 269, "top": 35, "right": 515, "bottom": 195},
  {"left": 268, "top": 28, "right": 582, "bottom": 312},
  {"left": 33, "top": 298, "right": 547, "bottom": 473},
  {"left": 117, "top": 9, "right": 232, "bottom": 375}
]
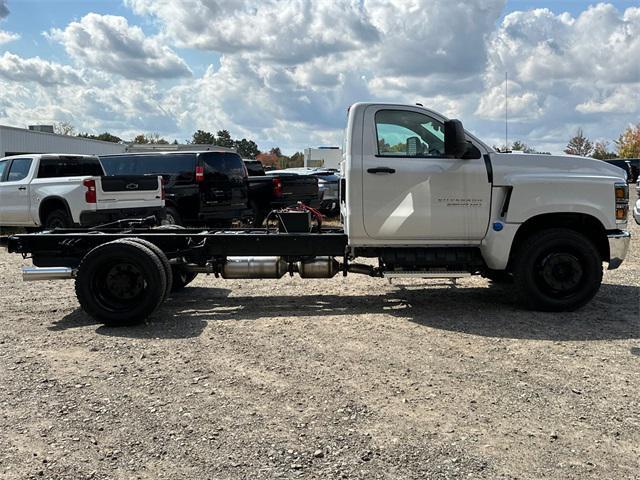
[
  {"left": 2, "top": 102, "right": 631, "bottom": 325},
  {"left": 0, "top": 154, "right": 165, "bottom": 229}
]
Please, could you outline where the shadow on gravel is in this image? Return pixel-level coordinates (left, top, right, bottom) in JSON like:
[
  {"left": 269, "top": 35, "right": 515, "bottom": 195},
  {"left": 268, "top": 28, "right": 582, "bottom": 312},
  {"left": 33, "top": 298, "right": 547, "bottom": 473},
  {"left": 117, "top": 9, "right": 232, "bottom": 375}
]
[{"left": 54, "top": 282, "right": 640, "bottom": 342}]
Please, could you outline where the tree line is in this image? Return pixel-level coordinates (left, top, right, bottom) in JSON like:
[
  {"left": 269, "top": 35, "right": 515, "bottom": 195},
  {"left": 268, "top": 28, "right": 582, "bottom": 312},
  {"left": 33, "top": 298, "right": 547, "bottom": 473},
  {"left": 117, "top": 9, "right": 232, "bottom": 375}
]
[
  {"left": 497, "top": 123, "right": 640, "bottom": 159},
  {"left": 55, "top": 121, "right": 305, "bottom": 167}
]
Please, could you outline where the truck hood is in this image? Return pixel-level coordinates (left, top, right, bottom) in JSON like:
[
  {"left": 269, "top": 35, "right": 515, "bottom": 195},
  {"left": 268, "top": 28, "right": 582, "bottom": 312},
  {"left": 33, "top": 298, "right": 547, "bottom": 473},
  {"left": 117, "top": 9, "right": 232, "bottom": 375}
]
[{"left": 489, "top": 152, "right": 627, "bottom": 185}]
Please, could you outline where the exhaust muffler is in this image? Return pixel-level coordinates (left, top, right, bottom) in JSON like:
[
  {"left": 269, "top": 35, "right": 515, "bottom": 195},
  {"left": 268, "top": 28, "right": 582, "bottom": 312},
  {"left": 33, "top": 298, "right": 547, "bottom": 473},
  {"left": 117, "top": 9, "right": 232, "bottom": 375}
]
[{"left": 22, "top": 267, "right": 75, "bottom": 281}]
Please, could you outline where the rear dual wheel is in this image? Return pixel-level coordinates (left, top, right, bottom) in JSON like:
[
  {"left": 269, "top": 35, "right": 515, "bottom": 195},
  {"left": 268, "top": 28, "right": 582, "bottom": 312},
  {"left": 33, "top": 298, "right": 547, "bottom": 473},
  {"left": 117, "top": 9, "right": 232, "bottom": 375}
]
[{"left": 75, "top": 240, "right": 169, "bottom": 326}]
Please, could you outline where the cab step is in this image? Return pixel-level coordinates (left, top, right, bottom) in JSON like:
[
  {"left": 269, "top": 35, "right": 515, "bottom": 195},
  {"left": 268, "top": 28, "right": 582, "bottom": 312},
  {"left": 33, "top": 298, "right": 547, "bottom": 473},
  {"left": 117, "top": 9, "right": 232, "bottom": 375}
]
[{"left": 382, "top": 270, "right": 472, "bottom": 279}]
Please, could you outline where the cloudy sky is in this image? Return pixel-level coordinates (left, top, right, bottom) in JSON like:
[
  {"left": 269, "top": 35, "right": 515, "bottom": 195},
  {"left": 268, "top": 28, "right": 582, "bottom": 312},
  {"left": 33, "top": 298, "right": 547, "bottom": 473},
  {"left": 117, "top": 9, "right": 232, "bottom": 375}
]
[{"left": 0, "top": 0, "right": 638, "bottom": 154}]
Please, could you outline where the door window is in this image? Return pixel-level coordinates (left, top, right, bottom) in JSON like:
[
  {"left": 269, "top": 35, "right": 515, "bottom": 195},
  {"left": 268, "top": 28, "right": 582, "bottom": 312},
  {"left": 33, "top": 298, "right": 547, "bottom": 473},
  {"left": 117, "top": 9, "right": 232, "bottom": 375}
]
[
  {"left": 6, "top": 158, "right": 32, "bottom": 181},
  {"left": 0, "top": 160, "right": 7, "bottom": 181},
  {"left": 375, "top": 110, "right": 446, "bottom": 157}
]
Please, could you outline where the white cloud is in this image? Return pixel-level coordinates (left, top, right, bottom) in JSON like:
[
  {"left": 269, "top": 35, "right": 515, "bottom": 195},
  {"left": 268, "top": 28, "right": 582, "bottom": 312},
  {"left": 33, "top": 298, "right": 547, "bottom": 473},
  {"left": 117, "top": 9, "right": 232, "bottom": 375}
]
[
  {"left": 0, "top": 0, "right": 18, "bottom": 45},
  {"left": 476, "top": 81, "right": 543, "bottom": 121},
  {"left": 576, "top": 85, "right": 640, "bottom": 114},
  {"left": 0, "top": 30, "right": 18, "bottom": 44},
  {"left": 47, "top": 13, "right": 191, "bottom": 79},
  {"left": 0, "top": 1, "right": 639, "bottom": 155},
  {"left": 0, "top": 52, "right": 84, "bottom": 85},
  {"left": 125, "top": 0, "right": 380, "bottom": 64},
  {"left": 473, "top": 4, "right": 640, "bottom": 151},
  {"left": 364, "top": 0, "right": 504, "bottom": 78}
]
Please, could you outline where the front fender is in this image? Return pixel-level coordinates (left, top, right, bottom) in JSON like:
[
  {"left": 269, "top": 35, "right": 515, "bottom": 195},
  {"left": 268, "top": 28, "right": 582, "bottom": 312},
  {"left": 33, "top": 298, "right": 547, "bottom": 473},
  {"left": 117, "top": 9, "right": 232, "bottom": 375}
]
[{"left": 504, "top": 174, "right": 617, "bottom": 231}]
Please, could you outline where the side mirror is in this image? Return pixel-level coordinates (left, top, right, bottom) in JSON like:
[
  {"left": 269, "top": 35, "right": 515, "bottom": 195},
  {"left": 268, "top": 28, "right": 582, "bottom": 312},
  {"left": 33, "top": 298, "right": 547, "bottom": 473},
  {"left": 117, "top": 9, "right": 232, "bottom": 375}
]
[{"left": 444, "top": 119, "right": 468, "bottom": 158}]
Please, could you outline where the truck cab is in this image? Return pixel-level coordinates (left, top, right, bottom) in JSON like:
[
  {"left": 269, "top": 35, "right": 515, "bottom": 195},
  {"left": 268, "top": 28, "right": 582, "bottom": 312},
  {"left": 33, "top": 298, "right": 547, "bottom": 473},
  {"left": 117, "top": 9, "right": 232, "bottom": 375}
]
[{"left": 342, "top": 102, "right": 630, "bottom": 309}]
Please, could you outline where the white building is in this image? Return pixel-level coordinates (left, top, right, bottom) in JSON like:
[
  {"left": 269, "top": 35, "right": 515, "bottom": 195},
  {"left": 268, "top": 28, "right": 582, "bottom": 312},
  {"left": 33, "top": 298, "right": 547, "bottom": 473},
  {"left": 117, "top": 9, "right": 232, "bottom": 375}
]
[
  {"left": 304, "top": 147, "right": 343, "bottom": 169},
  {"left": 0, "top": 125, "right": 127, "bottom": 158}
]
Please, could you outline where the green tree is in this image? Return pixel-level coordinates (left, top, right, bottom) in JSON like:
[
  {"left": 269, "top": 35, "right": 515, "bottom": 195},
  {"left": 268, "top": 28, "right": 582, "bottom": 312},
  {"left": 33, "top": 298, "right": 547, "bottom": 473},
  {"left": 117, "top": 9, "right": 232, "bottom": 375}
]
[
  {"left": 215, "top": 130, "right": 234, "bottom": 148},
  {"left": 53, "top": 121, "right": 75, "bottom": 136},
  {"left": 615, "top": 124, "right": 640, "bottom": 158},
  {"left": 234, "top": 138, "right": 260, "bottom": 158},
  {"left": 269, "top": 147, "right": 282, "bottom": 157},
  {"left": 289, "top": 151, "right": 305, "bottom": 167},
  {"left": 564, "top": 129, "right": 593, "bottom": 157},
  {"left": 95, "top": 132, "right": 122, "bottom": 143},
  {"left": 591, "top": 141, "right": 617, "bottom": 160},
  {"left": 78, "top": 132, "right": 122, "bottom": 143},
  {"left": 191, "top": 129, "right": 216, "bottom": 144},
  {"left": 133, "top": 133, "right": 168, "bottom": 144},
  {"left": 510, "top": 140, "right": 535, "bottom": 153}
]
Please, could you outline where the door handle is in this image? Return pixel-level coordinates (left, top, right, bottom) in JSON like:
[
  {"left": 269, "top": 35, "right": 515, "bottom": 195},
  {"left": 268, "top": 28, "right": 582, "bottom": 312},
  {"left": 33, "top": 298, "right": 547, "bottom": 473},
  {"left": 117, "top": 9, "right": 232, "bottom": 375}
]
[
  {"left": 18, "top": 186, "right": 26, "bottom": 191},
  {"left": 367, "top": 167, "right": 396, "bottom": 174}
]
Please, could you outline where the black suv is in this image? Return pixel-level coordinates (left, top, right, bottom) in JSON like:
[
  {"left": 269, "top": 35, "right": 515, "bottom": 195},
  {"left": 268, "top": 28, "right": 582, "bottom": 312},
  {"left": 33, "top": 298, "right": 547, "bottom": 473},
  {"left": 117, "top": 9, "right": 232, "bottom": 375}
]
[{"left": 100, "top": 151, "right": 250, "bottom": 226}]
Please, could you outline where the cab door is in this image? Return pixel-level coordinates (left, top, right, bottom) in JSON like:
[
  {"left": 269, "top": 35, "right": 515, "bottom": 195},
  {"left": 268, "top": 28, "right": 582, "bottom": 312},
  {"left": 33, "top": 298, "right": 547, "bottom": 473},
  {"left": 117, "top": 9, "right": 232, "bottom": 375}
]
[
  {"left": 0, "top": 157, "right": 34, "bottom": 226},
  {"left": 361, "top": 106, "right": 491, "bottom": 241}
]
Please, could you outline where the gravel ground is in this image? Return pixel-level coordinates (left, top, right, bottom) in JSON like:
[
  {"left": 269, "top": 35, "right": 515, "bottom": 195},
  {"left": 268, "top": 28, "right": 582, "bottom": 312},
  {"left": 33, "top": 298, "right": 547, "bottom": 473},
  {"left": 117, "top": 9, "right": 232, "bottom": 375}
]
[{"left": 0, "top": 199, "right": 638, "bottom": 480}]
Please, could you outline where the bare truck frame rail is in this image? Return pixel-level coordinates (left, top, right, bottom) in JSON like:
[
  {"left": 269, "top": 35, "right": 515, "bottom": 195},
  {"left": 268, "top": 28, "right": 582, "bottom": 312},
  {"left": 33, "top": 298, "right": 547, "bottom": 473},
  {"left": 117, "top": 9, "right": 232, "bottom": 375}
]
[{"left": 2, "top": 225, "right": 395, "bottom": 326}]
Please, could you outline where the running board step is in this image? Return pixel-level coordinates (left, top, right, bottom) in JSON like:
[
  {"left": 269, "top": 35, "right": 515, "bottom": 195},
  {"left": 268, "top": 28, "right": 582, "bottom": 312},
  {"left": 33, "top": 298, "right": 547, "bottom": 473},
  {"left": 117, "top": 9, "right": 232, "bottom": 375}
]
[{"left": 383, "top": 270, "right": 471, "bottom": 279}]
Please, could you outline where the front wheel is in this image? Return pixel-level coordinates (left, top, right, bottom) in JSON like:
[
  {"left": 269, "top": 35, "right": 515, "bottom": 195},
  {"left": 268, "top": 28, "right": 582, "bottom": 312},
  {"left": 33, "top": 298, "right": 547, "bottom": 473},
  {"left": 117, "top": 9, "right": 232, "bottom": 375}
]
[{"left": 513, "top": 228, "right": 603, "bottom": 311}]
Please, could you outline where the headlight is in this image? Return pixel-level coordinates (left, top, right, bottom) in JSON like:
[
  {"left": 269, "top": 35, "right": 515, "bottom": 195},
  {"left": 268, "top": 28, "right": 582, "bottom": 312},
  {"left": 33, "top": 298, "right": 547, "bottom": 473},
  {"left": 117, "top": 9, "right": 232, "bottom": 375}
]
[{"left": 615, "top": 182, "right": 628, "bottom": 224}]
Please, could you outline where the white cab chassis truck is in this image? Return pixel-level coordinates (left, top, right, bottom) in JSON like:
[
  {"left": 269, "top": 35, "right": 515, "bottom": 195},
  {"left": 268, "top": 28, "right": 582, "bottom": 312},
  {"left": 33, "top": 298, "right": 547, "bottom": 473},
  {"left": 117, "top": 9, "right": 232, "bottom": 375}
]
[{"left": 2, "top": 103, "right": 631, "bottom": 326}]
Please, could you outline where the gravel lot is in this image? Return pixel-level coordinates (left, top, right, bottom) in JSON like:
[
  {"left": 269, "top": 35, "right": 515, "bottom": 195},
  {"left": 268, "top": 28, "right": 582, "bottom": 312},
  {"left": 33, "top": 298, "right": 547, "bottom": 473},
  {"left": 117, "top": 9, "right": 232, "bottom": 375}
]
[{"left": 1, "top": 198, "right": 638, "bottom": 479}]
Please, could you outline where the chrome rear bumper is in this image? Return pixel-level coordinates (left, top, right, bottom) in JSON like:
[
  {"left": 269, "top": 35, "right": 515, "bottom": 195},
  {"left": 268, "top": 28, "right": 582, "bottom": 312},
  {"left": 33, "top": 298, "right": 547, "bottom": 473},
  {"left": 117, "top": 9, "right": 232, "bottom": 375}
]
[{"left": 608, "top": 230, "right": 631, "bottom": 270}]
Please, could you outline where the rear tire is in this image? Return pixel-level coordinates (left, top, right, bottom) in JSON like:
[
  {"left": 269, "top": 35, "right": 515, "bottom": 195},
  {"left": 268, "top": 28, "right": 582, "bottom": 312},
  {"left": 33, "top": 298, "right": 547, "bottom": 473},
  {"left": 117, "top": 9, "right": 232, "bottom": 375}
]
[
  {"left": 44, "top": 209, "right": 72, "bottom": 229},
  {"left": 162, "top": 206, "right": 182, "bottom": 226},
  {"left": 118, "top": 238, "right": 173, "bottom": 301},
  {"left": 512, "top": 228, "right": 602, "bottom": 311},
  {"left": 250, "top": 201, "right": 266, "bottom": 227},
  {"left": 75, "top": 241, "right": 167, "bottom": 326}
]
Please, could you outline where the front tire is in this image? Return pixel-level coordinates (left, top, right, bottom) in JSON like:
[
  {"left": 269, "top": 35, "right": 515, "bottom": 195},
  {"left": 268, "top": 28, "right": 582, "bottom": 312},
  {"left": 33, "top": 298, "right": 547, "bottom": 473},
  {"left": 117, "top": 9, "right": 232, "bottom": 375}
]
[
  {"left": 75, "top": 241, "right": 167, "bottom": 326},
  {"left": 513, "top": 228, "right": 602, "bottom": 311}
]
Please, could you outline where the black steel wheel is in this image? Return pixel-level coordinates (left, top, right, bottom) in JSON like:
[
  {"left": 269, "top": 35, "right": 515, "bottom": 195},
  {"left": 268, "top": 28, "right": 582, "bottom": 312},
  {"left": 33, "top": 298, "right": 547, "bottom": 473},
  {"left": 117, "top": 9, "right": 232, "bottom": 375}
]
[
  {"left": 75, "top": 241, "right": 167, "bottom": 325},
  {"left": 117, "top": 238, "right": 173, "bottom": 301},
  {"left": 44, "top": 209, "right": 72, "bottom": 229},
  {"left": 513, "top": 228, "right": 602, "bottom": 311}
]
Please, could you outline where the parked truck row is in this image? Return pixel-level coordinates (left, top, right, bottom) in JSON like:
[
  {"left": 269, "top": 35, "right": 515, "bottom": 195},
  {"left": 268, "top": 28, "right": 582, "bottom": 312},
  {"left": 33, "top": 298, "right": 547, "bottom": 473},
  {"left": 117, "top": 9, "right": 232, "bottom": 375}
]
[
  {"left": 0, "top": 102, "right": 631, "bottom": 327},
  {"left": 0, "top": 151, "right": 336, "bottom": 230}
]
